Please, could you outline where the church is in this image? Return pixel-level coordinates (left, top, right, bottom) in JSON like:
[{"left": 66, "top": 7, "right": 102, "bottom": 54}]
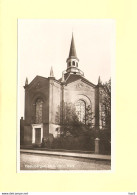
[{"left": 20, "top": 34, "right": 110, "bottom": 146}]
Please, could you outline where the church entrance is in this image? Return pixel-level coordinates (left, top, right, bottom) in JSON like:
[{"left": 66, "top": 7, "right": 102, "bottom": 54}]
[
  {"left": 35, "top": 128, "right": 41, "bottom": 144},
  {"left": 32, "top": 124, "right": 43, "bottom": 144}
]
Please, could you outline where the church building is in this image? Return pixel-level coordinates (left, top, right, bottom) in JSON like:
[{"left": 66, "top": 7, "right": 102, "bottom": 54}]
[{"left": 20, "top": 34, "right": 110, "bottom": 146}]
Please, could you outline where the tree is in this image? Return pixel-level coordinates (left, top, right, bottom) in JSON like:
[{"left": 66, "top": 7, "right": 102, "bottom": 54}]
[
  {"left": 101, "top": 78, "right": 111, "bottom": 130},
  {"left": 62, "top": 102, "right": 83, "bottom": 136},
  {"left": 103, "top": 78, "right": 111, "bottom": 95},
  {"left": 60, "top": 102, "right": 95, "bottom": 137},
  {"left": 85, "top": 105, "right": 94, "bottom": 129}
]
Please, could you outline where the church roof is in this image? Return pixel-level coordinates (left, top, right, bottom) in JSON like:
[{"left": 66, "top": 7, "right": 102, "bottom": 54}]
[
  {"left": 65, "top": 74, "right": 82, "bottom": 84},
  {"left": 67, "top": 74, "right": 96, "bottom": 87},
  {"left": 58, "top": 74, "right": 96, "bottom": 87},
  {"left": 26, "top": 75, "right": 48, "bottom": 86}
]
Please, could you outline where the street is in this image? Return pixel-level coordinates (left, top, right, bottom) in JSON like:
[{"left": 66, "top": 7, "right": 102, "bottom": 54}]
[{"left": 20, "top": 153, "right": 111, "bottom": 170}]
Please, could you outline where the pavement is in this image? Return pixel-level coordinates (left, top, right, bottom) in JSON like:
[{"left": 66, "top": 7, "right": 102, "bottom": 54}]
[{"left": 20, "top": 149, "right": 111, "bottom": 161}]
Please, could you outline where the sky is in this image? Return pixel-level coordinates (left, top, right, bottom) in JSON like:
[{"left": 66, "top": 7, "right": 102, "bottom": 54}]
[{"left": 18, "top": 19, "right": 115, "bottom": 118}]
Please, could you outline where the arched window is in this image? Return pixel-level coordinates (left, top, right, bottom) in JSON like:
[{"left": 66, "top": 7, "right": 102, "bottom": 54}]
[
  {"left": 75, "top": 100, "right": 86, "bottom": 123},
  {"left": 72, "top": 61, "right": 75, "bottom": 66},
  {"left": 35, "top": 99, "right": 43, "bottom": 124}
]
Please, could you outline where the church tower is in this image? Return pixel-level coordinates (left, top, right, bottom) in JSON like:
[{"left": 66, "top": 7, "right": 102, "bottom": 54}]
[{"left": 66, "top": 33, "right": 83, "bottom": 75}]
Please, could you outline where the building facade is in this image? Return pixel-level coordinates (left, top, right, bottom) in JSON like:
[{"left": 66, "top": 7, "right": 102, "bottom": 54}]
[{"left": 20, "top": 34, "right": 110, "bottom": 146}]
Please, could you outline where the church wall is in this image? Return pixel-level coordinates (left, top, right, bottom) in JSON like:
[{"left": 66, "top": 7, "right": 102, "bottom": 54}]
[
  {"left": 64, "top": 80, "right": 96, "bottom": 127},
  {"left": 20, "top": 117, "right": 24, "bottom": 145},
  {"left": 43, "top": 124, "right": 49, "bottom": 138},
  {"left": 49, "top": 79, "right": 61, "bottom": 135},
  {"left": 24, "top": 125, "right": 32, "bottom": 145},
  {"left": 24, "top": 77, "right": 49, "bottom": 125},
  {"left": 23, "top": 77, "right": 50, "bottom": 145},
  {"left": 49, "top": 124, "right": 61, "bottom": 138}
]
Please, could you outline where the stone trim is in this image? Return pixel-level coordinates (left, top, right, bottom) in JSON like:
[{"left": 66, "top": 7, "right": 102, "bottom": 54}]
[{"left": 31, "top": 123, "right": 43, "bottom": 144}]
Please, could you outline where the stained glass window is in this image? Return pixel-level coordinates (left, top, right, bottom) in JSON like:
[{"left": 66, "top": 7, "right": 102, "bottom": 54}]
[
  {"left": 75, "top": 100, "right": 86, "bottom": 123},
  {"left": 35, "top": 99, "right": 43, "bottom": 124}
]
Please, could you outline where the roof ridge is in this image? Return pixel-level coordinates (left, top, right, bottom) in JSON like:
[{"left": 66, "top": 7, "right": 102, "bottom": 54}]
[
  {"left": 65, "top": 73, "right": 71, "bottom": 82},
  {"left": 81, "top": 77, "right": 96, "bottom": 87}
]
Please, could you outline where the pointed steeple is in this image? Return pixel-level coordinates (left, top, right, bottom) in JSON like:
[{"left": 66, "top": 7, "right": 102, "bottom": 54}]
[
  {"left": 69, "top": 33, "right": 77, "bottom": 59},
  {"left": 50, "top": 66, "right": 54, "bottom": 77},
  {"left": 98, "top": 76, "right": 101, "bottom": 85},
  {"left": 25, "top": 77, "right": 28, "bottom": 86},
  {"left": 66, "top": 33, "right": 82, "bottom": 75},
  {"left": 61, "top": 72, "right": 65, "bottom": 82}
]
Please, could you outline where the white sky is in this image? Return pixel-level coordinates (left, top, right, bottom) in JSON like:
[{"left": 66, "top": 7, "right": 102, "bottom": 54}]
[{"left": 18, "top": 19, "right": 115, "bottom": 118}]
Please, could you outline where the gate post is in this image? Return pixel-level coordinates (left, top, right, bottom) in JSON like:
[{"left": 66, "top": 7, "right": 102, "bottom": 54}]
[{"left": 95, "top": 138, "right": 100, "bottom": 154}]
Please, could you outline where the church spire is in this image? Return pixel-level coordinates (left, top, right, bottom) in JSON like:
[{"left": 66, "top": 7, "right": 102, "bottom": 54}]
[
  {"left": 50, "top": 66, "right": 54, "bottom": 77},
  {"left": 25, "top": 77, "right": 28, "bottom": 86},
  {"left": 66, "top": 33, "right": 80, "bottom": 74},
  {"left": 68, "top": 33, "right": 77, "bottom": 59}
]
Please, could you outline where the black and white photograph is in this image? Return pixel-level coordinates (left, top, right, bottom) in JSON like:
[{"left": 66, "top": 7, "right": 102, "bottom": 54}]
[{"left": 18, "top": 19, "right": 115, "bottom": 171}]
